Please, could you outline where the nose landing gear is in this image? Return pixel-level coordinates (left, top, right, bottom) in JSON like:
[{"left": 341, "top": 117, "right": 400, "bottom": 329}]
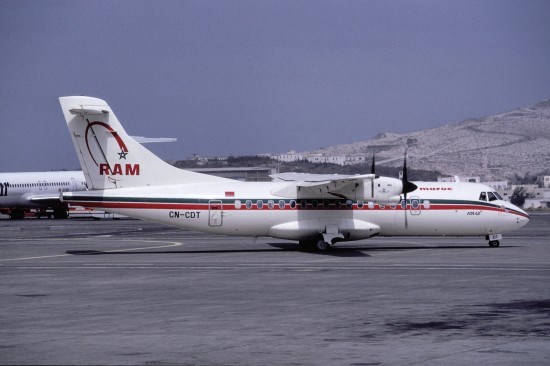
[{"left": 486, "top": 233, "right": 502, "bottom": 247}]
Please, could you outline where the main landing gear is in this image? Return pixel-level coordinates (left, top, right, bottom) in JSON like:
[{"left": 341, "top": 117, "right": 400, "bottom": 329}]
[
  {"left": 298, "top": 237, "right": 332, "bottom": 252},
  {"left": 52, "top": 207, "right": 69, "bottom": 219},
  {"left": 299, "top": 228, "right": 345, "bottom": 252},
  {"left": 8, "top": 209, "right": 25, "bottom": 220}
]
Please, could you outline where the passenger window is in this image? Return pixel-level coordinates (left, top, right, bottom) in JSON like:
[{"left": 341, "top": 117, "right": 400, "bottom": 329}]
[
  {"left": 346, "top": 200, "right": 353, "bottom": 208},
  {"left": 357, "top": 201, "right": 364, "bottom": 209},
  {"left": 423, "top": 200, "right": 430, "bottom": 209},
  {"left": 323, "top": 200, "right": 329, "bottom": 209},
  {"left": 312, "top": 200, "right": 318, "bottom": 208},
  {"left": 246, "top": 200, "right": 252, "bottom": 209},
  {"left": 368, "top": 202, "right": 374, "bottom": 209},
  {"left": 411, "top": 199, "right": 419, "bottom": 209},
  {"left": 279, "top": 200, "right": 285, "bottom": 209},
  {"left": 301, "top": 200, "right": 307, "bottom": 209},
  {"left": 290, "top": 200, "right": 296, "bottom": 209},
  {"left": 268, "top": 200, "right": 274, "bottom": 209},
  {"left": 234, "top": 200, "right": 242, "bottom": 209},
  {"left": 257, "top": 200, "right": 264, "bottom": 209},
  {"left": 479, "top": 192, "right": 487, "bottom": 201},
  {"left": 487, "top": 192, "right": 498, "bottom": 202},
  {"left": 401, "top": 199, "right": 407, "bottom": 209}
]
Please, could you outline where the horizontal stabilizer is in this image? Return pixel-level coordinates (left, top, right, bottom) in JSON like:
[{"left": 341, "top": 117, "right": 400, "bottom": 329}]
[
  {"left": 29, "top": 195, "right": 63, "bottom": 204},
  {"left": 131, "top": 136, "right": 177, "bottom": 144},
  {"left": 69, "top": 108, "right": 108, "bottom": 115}
]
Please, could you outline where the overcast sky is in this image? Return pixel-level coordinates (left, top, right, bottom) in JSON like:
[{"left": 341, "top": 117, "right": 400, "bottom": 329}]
[{"left": 1, "top": 0, "right": 549, "bottom": 172}]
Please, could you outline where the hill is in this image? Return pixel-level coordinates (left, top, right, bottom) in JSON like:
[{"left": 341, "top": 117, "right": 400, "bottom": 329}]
[{"left": 300, "top": 100, "right": 550, "bottom": 180}]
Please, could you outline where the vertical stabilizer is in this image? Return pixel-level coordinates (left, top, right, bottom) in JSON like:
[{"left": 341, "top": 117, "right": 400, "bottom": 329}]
[{"left": 59, "top": 96, "right": 229, "bottom": 190}]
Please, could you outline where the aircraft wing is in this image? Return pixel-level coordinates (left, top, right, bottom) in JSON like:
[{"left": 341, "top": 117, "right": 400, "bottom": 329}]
[
  {"left": 271, "top": 173, "right": 376, "bottom": 198},
  {"left": 271, "top": 172, "right": 350, "bottom": 183},
  {"left": 272, "top": 172, "right": 375, "bottom": 186}
]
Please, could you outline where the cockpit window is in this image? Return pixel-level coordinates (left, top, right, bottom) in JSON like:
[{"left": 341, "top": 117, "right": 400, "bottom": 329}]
[
  {"left": 479, "top": 192, "right": 487, "bottom": 201},
  {"left": 487, "top": 192, "right": 498, "bottom": 202},
  {"left": 493, "top": 192, "right": 503, "bottom": 200}
]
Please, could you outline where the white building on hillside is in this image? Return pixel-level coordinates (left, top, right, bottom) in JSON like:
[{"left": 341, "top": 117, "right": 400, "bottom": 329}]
[
  {"left": 273, "top": 151, "right": 303, "bottom": 163},
  {"left": 537, "top": 176, "right": 550, "bottom": 188},
  {"left": 305, "top": 154, "right": 346, "bottom": 165},
  {"left": 438, "top": 176, "right": 481, "bottom": 183},
  {"left": 483, "top": 181, "right": 509, "bottom": 190}
]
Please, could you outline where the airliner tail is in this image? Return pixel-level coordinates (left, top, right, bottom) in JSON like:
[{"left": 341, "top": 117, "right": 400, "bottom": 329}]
[{"left": 59, "top": 96, "right": 227, "bottom": 190}]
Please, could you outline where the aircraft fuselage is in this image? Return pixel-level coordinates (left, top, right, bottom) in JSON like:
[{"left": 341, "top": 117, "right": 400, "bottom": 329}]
[{"left": 63, "top": 180, "right": 528, "bottom": 241}]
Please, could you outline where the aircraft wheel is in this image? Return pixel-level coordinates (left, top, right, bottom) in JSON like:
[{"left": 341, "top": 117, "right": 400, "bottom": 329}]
[
  {"left": 316, "top": 239, "right": 330, "bottom": 252},
  {"left": 298, "top": 238, "right": 331, "bottom": 252},
  {"left": 53, "top": 208, "right": 68, "bottom": 219},
  {"left": 488, "top": 240, "right": 500, "bottom": 247},
  {"left": 9, "top": 209, "right": 25, "bottom": 220}
]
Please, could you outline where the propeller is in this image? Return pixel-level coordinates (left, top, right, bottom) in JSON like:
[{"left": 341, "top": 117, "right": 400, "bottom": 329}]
[
  {"left": 401, "top": 151, "right": 418, "bottom": 229},
  {"left": 370, "top": 151, "right": 376, "bottom": 199}
]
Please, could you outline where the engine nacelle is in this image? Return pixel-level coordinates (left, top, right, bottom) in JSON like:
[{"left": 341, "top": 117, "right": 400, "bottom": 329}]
[{"left": 356, "top": 177, "right": 403, "bottom": 204}]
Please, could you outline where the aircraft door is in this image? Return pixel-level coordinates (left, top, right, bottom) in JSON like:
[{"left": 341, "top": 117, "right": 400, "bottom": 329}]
[
  {"left": 208, "top": 200, "right": 223, "bottom": 226},
  {"left": 410, "top": 196, "right": 421, "bottom": 215}
]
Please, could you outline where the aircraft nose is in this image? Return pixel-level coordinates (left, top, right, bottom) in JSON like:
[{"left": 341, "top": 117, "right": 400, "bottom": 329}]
[
  {"left": 513, "top": 205, "right": 529, "bottom": 227},
  {"left": 518, "top": 214, "right": 529, "bottom": 227}
]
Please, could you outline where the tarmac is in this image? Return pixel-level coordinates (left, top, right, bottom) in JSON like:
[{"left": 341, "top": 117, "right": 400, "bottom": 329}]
[{"left": 1, "top": 213, "right": 549, "bottom": 365}]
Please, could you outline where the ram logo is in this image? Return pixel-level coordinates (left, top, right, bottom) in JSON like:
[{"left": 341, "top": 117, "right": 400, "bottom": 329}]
[{"left": 99, "top": 163, "right": 140, "bottom": 176}]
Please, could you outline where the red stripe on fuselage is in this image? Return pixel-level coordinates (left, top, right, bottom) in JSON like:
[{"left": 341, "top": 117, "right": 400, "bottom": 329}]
[{"left": 64, "top": 199, "right": 525, "bottom": 217}]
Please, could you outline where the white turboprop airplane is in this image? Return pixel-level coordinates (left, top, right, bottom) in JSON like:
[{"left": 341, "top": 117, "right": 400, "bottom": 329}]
[
  {"left": 0, "top": 171, "right": 87, "bottom": 219},
  {"left": 58, "top": 96, "right": 529, "bottom": 251}
]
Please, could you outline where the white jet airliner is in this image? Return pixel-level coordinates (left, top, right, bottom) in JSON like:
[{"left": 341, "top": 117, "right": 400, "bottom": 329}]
[
  {"left": 0, "top": 171, "right": 87, "bottom": 219},
  {"left": 59, "top": 96, "right": 529, "bottom": 251}
]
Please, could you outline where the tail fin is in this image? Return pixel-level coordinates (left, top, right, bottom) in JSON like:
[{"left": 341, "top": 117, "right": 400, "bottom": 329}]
[{"left": 59, "top": 96, "right": 229, "bottom": 190}]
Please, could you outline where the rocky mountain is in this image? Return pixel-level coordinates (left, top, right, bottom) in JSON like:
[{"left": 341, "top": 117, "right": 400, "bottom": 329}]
[{"left": 301, "top": 100, "right": 550, "bottom": 180}]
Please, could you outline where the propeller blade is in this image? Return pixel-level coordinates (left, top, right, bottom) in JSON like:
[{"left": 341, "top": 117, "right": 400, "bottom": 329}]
[
  {"left": 401, "top": 151, "right": 417, "bottom": 229},
  {"left": 402, "top": 151, "right": 418, "bottom": 194},
  {"left": 371, "top": 151, "right": 376, "bottom": 198},
  {"left": 404, "top": 192, "right": 408, "bottom": 229}
]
